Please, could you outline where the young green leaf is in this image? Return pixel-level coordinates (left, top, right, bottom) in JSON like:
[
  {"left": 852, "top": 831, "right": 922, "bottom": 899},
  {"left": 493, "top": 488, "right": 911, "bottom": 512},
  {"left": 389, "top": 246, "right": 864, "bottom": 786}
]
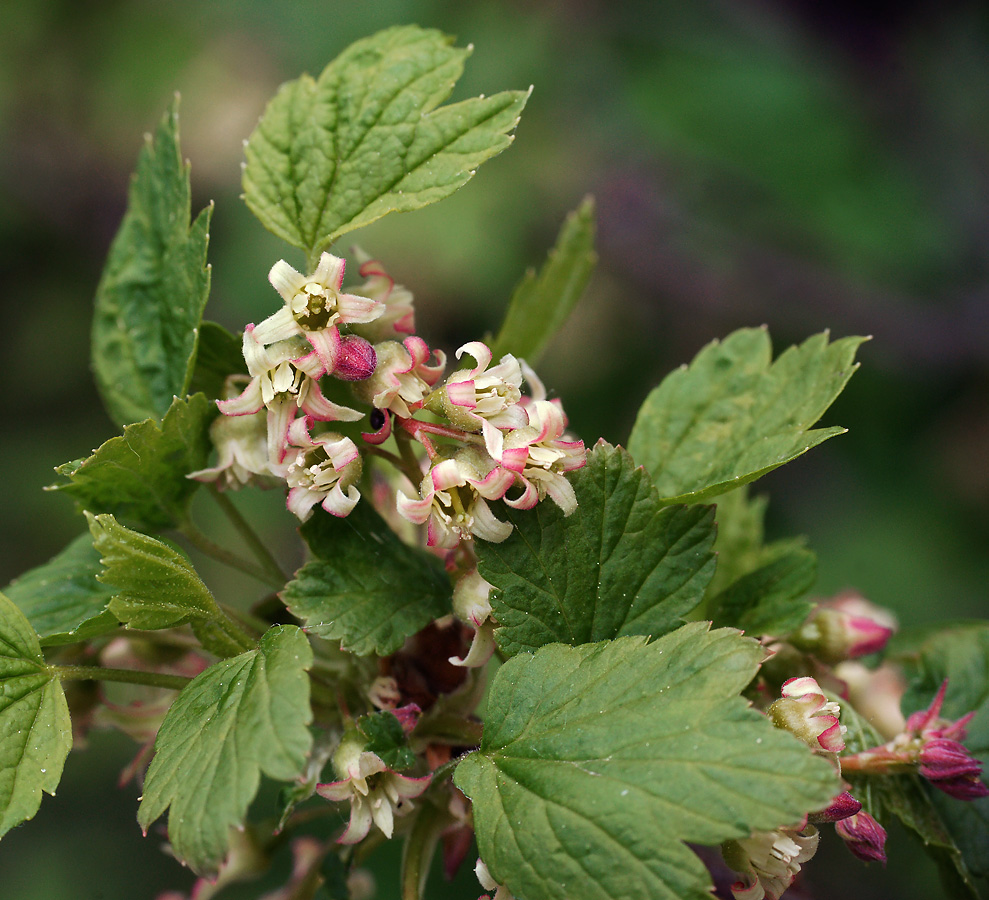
[
  {"left": 86, "top": 513, "right": 216, "bottom": 629},
  {"left": 281, "top": 504, "right": 451, "bottom": 656},
  {"left": 92, "top": 96, "right": 212, "bottom": 428},
  {"left": 2, "top": 533, "right": 118, "bottom": 645},
  {"left": 477, "top": 442, "right": 716, "bottom": 657},
  {"left": 242, "top": 25, "right": 529, "bottom": 259},
  {"left": 454, "top": 623, "right": 839, "bottom": 900},
  {"left": 710, "top": 546, "right": 816, "bottom": 636},
  {"left": 489, "top": 196, "right": 597, "bottom": 365},
  {"left": 138, "top": 625, "right": 313, "bottom": 876},
  {"left": 48, "top": 393, "right": 213, "bottom": 530},
  {"left": 628, "top": 328, "right": 866, "bottom": 504},
  {"left": 0, "top": 591, "right": 72, "bottom": 839},
  {"left": 357, "top": 710, "right": 416, "bottom": 771}
]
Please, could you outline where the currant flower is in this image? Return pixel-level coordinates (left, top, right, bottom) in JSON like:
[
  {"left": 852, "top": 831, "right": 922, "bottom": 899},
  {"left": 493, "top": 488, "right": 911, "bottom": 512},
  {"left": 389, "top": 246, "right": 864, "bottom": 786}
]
[
  {"left": 449, "top": 568, "right": 497, "bottom": 668},
  {"left": 475, "top": 859, "right": 515, "bottom": 900},
  {"left": 315, "top": 734, "right": 430, "bottom": 844},
  {"left": 188, "top": 376, "right": 275, "bottom": 490},
  {"left": 396, "top": 446, "right": 515, "bottom": 548},
  {"left": 348, "top": 252, "right": 417, "bottom": 342},
  {"left": 767, "top": 676, "right": 845, "bottom": 754},
  {"left": 281, "top": 416, "right": 362, "bottom": 522},
  {"left": 217, "top": 326, "right": 363, "bottom": 464},
  {"left": 435, "top": 341, "right": 527, "bottom": 431},
  {"left": 353, "top": 336, "right": 446, "bottom": 420},
  {"left": 252, "top": 252, "right": 384, "bottom": 347},
  {"left": 482, "top": 397, "right": 586, "bottom": 515},
  {"left": 722, "top": 825, "right": 819, "bottom": 900}
]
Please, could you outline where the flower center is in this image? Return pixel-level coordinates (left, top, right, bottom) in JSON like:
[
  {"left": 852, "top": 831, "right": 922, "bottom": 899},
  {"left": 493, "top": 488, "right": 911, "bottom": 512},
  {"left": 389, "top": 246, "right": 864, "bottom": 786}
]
[{"left": 291, "top": 282, "right": 337, "bottom": 330}]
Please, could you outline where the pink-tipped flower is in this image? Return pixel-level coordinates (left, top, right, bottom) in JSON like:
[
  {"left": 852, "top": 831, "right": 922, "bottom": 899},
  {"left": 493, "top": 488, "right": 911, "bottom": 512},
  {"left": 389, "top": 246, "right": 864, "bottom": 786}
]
[
  {"left": 722, "top": 825, "right": 820, "bottom": 900},
  {"left": 793, "top": 592, "right": 896, "bottom": 664},
  {"left": 437, "top": 342, "right": 527, "bottom": 432},
  {"left": 253, "top": 252, "right": 384, "bottom": 345},
  {"left": 281, "top": 417, "right": 362, "bottom": 521},
  {"left": 316, "top": 734, "right": 430, "bottom": 844},
  {"left": 353, "top": 336, "right": 446, "bottom": 419},
  {"left": 348, "top": 252, "right": 417, "bottom": 342},
  {"left": 835, "top": 811, "right": 887, "bottom": 864},
  {"left": 188, "top": 377, "right": 275, "bottom": 490},
  {"left": 396, "top": 447, "right": 515, "bottom": 548},
  {"left": 449, "top": 568, "right": 497, "bottom": 668},
  {"left": 482, "top": 397, "right": 586, "bottom": 516},
  {"left": 768, "top": 676, "right": 846, "bottom": 754}
]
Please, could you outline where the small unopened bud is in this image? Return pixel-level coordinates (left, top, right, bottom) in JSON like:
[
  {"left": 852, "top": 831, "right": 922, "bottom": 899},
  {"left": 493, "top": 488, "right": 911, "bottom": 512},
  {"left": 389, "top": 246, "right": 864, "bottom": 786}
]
[
  {"left": 919, "top": 738, "right": 989, "bottom": 800},
  {"left": 334, "top": 335, "right": 377, "bottom": 381},
  {"left": 792, "top": 594, "right": 895, "bottom": 664},
  {"left": 811, "top": 790, "right": 862, "bottom": 824},
  {"left": 768, "top": 676, "right": 845, "bottom": 753},
  {"left": 835, "top": 811, "right": 887, "bottom": 864}
]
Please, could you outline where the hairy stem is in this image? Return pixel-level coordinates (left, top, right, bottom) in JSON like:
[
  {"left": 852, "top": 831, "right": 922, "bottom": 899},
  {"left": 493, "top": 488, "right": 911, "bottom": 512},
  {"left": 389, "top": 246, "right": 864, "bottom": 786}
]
[
  {"left": 178, "top": 516, "right": 284, "bottom": 589},
  {"left": 209, "top": 486, "right": 289, "bottom": 586},
  {"left": 53, "top": 665, "right": 192, "bottom": 691}
]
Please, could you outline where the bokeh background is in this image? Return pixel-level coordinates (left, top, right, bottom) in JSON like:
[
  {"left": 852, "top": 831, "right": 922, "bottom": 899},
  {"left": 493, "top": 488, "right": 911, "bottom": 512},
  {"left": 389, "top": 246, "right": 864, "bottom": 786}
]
[{"left": 2, "top": 0, "right": 988, "bottom": 897}]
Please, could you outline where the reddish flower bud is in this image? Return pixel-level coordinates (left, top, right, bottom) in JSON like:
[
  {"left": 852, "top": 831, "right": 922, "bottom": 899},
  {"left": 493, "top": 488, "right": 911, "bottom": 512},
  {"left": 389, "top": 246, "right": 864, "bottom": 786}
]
[
  {"left": 919, "top": 738, "right": 989, "bottom": 800},
  {"left": 811, "top": 790, "right": 862, "bottom": 824},
  {"left": 334, "top": 335, "right": 377, "bottom": 381},
  {"left": 792, "top": 593, "right": 896, "bottom": 664},
  {"left": 835, "top": 811, "right": 887, "bottom": 865}
]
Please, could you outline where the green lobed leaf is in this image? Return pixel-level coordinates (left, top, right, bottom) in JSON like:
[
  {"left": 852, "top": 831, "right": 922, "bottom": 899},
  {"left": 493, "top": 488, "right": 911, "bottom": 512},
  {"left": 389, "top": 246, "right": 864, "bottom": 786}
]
[
  {"left": 85, "top": 512, "right": 220, "bottom": 631},
  {"left": 892, "top": 622, "right": 989, "bottom": 896},
  {"left": 187, "top": 321, "right": 247, "bottom": 401},
  {"left": 2, "top": 533, "right": 118, "bottom": 645},
  {"left": 454, "top": 623, "right": 839, "bottom": 900},
  {"left": 47, "top": 393, "right": 213, "bottom": 530},
  {"left": 627, "top": 328, "right": 866, "bottom": 504},
  {"left": 839, "top": 694, "right": 978, "bottom": 896},
  {"left": 92, "top": 96, "right": 212, "bottom": 427},
  {"left": 356, "top": 710, "right": 416, "bottom": 771},
  {"left": 242, "top": 25, "right": 529, "bottom": 258},
  {"left": 138, "top": 625, "right": 314, "bottom": 876},
  {"left": 477, "top": 442, "right": 717, "bottom": 657},
  {"left": 710, "top": 546, "right": 816, "bottom": 636},
  {"left": 489, "top": 196, "right": 597, "bottom": 366},
  {"left": 281, "top": 504, "right": 452, "bottom": 656},
  {"left": 0, "top": 591, "right": 72, "bottom": 839}
]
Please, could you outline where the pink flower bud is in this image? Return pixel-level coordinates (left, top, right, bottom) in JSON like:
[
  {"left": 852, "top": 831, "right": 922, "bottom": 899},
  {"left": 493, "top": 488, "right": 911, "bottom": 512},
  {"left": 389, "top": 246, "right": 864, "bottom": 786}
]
[
  {"left": 919, "top": 738, "right": 989, "bottom": 800},
  {"left": 334, "top": 335, "right": 377, "bottom": 381},
  {"left": 835, "top": 811, "right": 887, "bottom": 864},
  {"left": 392, "top": 703, "right": 422, "bottom": 736},
  {"left": 768, "top": 676, "right": 845, "bottom": 753},
  {"left": 793, "top": 593, "right": 896, "bottom": 663},
  {"left": 811, "top": 790, "right": 862, "bottom": 824}
]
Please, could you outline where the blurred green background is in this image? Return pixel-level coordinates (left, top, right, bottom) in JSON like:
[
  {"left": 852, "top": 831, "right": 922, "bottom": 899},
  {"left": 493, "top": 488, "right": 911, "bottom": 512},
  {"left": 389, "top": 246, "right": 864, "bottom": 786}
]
[{"left": 2, "top": 0, "right": 988, "bottom": 897}]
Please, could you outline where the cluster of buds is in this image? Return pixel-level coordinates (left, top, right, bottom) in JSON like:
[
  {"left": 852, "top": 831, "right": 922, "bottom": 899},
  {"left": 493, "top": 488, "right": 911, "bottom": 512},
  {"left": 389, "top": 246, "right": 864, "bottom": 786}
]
[
  {"left": 840, "top": 680, "right": 989, "bottom": 801},
  {"left": 192, "top": 252, "right": 586, "bottom": 543}
]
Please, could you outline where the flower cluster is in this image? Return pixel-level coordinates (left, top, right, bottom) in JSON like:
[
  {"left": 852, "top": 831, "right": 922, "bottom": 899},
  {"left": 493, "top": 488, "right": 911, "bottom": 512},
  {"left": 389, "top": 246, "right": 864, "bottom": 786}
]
[{"left": 193, "top": 253, "right": 586, "bottom": 542}]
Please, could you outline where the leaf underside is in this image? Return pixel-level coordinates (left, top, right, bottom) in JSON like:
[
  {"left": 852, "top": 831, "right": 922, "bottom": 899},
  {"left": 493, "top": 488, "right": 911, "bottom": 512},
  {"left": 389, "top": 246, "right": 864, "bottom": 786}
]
[
  {"left": 138, "top": 626, "right": 314, "bottom": 876},
  {"left": 0, "top": 592, "right": 72, "bottom": 839},
  {"left": 242, "top": 25, "right": 530, "bottom": 258},
  {"left": 454, "top": 624, "right": 838, "bottom": 900}
]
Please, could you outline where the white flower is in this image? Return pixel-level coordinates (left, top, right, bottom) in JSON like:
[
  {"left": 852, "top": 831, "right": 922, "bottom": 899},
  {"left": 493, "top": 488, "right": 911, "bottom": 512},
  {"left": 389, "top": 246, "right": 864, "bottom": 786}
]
[
  {"left": 316, "top": 737, "right": 429, "bottom": 844},
  {"left": 281, "top": 417, "right": 362, "bottom": 521},
  {"left": 439, "top": 342, "right": 526, "bottom": 431},
  {"left": 723, "top": 826, "right": 820, "bottom": 900},
  {"left": 253, "top": 252, "right": 384, "bottom": 345}
]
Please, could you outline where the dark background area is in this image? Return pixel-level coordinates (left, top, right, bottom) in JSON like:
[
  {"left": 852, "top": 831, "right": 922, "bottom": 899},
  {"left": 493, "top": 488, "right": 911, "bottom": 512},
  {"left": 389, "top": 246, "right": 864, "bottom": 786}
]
[{"left": 1, "top": 0, "right": 988, "bottom": 897}]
